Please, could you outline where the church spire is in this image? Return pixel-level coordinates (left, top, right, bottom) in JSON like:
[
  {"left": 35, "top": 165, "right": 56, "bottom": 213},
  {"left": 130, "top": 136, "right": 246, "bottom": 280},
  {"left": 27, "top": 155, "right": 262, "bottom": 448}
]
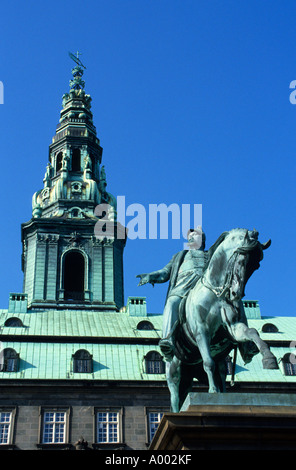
[
  {"left": 31, "top": 53, "right": 116, "bottom": 221},
  {"left": 21, "top": 54, "right": 125, "bottom": 311}
]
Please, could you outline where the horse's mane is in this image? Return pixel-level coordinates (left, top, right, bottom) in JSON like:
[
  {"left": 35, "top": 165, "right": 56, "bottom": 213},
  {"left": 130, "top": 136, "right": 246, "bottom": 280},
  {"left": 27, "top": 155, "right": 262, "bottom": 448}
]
[{"left": 207, "top": 231, "right": 229, "bottom": 263}]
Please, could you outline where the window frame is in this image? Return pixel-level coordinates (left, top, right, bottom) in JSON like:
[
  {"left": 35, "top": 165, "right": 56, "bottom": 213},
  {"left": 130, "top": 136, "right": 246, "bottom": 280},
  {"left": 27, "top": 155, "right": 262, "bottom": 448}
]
[
  {"left": 145, "top": 407, "right": 168, "bottom": 445},
  {"left": 0, "top": 408, "right": 16, "bottom": 448},
  {"left": 71, "top": 148, "right": 81, "bottom": 172},
  {"left": 59, "top": 248, "right": 89, "bottom": 303},
  {"left": 282, "top": 353, "right": 296, "bottom": 376},
  {"left": 262, "top": 323, "right": 279, "bottom": 333},
  {"left": 37, "top": 407, "right": 71, "bottom": 449},
  {"left": 55, "top": 151, "right": 63, "bottom": 173},
  {"left": 0, "top": 348, "right": 19, "bottom": 372},
  {"left": 72, "top": 349, "right": 93, "bottom": 373},
  {"left": 93, "top": 407, "right": 124, "bottom": 449},
  {"left": 144, "top": 351, "right": 165, "bottom": 374},
  {"left": 137, "top": 320, "right": 154, "bottom": 330},
  {"left": 64, "top": 250, "right": 85, "bottom": 300},
  {"left": 4, "top": 317, "right": 24, "bottom": 327}
]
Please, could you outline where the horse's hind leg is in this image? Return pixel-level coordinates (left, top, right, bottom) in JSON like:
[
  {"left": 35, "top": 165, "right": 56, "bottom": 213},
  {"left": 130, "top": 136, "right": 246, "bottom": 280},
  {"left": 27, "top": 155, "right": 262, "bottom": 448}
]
[
  {"left": 178, "top": 365, "right": 195, "bottom": 410},
  {"left": 166, "top": 358, "right": 182, "bottom": 412},
  {"left": 231, "top": 322, "right": 278, "bottom": 369}
]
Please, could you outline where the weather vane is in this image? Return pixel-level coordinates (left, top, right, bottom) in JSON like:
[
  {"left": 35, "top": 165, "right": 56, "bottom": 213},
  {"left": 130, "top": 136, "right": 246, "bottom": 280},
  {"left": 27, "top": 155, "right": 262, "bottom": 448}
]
[
  {"left": 68, "top": 51, "right": 86, "bottom": 90},
  {"left": 68, "top": 51, "right": 86, "bottom": 70}
]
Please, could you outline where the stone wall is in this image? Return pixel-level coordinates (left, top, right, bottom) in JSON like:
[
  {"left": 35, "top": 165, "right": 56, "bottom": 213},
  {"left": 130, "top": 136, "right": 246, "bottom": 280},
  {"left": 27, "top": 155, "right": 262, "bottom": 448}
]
[{"left": 0, "top": 382, "right": 170, "bottom": 450}]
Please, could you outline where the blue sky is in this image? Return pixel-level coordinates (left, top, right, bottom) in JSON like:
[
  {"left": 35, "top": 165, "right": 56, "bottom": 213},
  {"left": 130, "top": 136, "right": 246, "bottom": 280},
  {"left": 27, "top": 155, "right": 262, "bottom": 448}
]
[{"left": 0, "top": 0, "right": 295, "bottom": 317}]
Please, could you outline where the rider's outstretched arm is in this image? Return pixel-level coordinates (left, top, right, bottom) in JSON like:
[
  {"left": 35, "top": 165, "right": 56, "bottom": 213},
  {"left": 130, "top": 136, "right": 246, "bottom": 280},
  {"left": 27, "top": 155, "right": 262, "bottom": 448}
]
[{"left": 136, "top": 256, "right": 175, "bottom": 286}]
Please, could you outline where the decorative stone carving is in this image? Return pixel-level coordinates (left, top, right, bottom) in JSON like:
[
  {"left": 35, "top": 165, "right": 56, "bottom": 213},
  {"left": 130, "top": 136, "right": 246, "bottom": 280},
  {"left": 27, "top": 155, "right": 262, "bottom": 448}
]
[{"left": 68, "top": 231, "right": 83, "bottom": 248}]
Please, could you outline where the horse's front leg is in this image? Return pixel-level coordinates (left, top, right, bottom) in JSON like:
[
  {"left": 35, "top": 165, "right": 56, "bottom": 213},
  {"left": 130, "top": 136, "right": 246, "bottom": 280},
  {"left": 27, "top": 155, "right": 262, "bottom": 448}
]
[
  {"left": 230, "top": 322, "right": 278, "bottom": 369},
  {"left": 166, "top": 357, "right": 181, "bottom": 412}
]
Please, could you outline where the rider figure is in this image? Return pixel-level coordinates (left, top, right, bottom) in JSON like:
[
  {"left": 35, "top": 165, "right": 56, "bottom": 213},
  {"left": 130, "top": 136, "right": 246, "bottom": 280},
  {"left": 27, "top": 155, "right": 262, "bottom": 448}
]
[{"left": 137, "top": 226, "right": 208, "bottom": 361}]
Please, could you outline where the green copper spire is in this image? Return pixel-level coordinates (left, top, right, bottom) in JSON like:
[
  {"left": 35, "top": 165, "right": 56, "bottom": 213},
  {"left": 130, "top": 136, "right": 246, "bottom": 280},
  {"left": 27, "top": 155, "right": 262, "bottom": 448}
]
[
  {"left": 30, "top": 53, "right": 117, "bottom": 221},
  {"left": 21, "top": 54, "right": 126, "bottom": 311}
]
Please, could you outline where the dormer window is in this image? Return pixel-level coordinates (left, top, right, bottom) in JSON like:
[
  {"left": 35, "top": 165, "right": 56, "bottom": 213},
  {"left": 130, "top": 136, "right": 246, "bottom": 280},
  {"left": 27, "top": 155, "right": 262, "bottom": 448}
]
[
  {"left": 262, "top": 323, "right": 279, "bottom": 333},
  {"left": 72, "top": 350, "right": 93, "bottom": 373},
  {"left": 0, "top": 348, "right": 19, "bottom": 372},
  {"left": 137, "top": 321, "right": 154, "bottom": 330},
  {"left": 282, "top": 353, "right": 296, "bottom": 376},
  {"left": 4, "top": 318, "right": 23, "bottom": 327},
  {"left": 144, "top": 351, "right": 165, "bottom": 374}
]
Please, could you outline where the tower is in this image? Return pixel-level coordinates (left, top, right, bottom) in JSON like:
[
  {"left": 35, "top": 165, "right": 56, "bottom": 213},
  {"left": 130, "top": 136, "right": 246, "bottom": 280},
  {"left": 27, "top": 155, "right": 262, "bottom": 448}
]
[{"left": 21, "top": 54, "right": 126, "bottom": 311}]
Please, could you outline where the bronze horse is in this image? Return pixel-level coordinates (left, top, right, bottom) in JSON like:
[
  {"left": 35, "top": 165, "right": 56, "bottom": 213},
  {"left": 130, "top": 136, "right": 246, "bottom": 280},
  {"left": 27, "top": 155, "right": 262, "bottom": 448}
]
[{"left": 166, "top": 228, "right": 278, "bottom": 412}]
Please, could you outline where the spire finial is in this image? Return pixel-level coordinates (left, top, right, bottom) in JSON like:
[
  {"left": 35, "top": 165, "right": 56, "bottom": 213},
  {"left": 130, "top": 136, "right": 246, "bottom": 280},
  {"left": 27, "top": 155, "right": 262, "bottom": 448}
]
[
  {"left": 68, "top": 51, "right": 86, "bottom": 69},
  {"left": 68, "top": 51, "right": 86, "bottom": 90}
]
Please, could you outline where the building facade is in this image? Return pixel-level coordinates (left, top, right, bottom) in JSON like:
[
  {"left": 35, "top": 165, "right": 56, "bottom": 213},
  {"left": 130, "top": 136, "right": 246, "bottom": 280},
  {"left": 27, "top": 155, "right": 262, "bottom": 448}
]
[{"left": 0, "top": 60, "right": 295, "bottom": 450}]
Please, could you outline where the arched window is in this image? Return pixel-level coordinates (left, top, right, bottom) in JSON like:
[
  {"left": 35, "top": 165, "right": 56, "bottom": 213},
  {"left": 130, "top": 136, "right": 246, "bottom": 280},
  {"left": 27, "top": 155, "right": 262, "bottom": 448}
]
[
  {"left": 56, "top": 152, "right": 63, "bottom": 173},
  {"left": 72, "top": 148, "right": 81, "bottom": 172},
  {"left": 137, "top": 321, "right": 154, "bottom": 331},
  {"left": 282, "top": 353, "right": 296, "bottom": 376},
  {"left": 0, "top": 348, "right": 19, "bottom": 372},
  {"left": 64, "top": 251, "right": 85, "bottom": 301},
  {"left": 90, "top": 154, "right": 95, "bottom": 173},
  {"left": 72, "top": 349, "right": 93, "bottom": 373},
  {"left": 262, "top": 323, "right": 279, "bottom": 333},
  {"left": 144, "top": 351, "right": 165, "bottom": 374},
  {"left": 4, "top": 318, "right": 23, "bottom": 327}
]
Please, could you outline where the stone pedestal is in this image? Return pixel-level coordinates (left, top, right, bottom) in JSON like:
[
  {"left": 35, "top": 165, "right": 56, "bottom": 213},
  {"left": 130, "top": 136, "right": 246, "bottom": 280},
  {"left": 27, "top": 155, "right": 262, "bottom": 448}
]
[{"left": 149, "top": 393, "right": 296, "bottom": 450}]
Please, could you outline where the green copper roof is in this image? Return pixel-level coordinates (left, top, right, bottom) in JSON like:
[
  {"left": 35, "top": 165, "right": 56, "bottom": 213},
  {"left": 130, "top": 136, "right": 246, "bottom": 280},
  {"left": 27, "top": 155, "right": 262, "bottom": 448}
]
[
  {"left": 0, "top": 341, "right": 166, "bottom": 382},
  {"left": 0, "top": 309, "right": 162, "bottom": 339},
  {"left": 0, "top": 305, "right": 296, "bottom": 384}
]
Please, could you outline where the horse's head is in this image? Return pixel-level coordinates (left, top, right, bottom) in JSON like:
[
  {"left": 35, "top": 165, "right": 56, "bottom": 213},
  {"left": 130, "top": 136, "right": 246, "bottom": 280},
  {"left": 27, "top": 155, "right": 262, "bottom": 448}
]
[
  {"left": 209, "top": 228, "right": 270, "bottom": 258},
  {"left": 205, "top": 228, "right": 271, "bottom": 298}
]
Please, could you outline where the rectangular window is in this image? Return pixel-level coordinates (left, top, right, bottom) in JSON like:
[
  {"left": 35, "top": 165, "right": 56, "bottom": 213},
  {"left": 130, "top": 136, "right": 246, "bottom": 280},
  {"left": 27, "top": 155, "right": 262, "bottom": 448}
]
[
  {"left": 284, "top": 362, "right": 296, "bottom": 376},
  {"left": 97, "top": 411, "right": 119, "bottom": 443},
  {"left": 148, "top": 412, "right": 163, "bottom": 442},
  {"left": 6, "top": 358, "right": 17, "bottom": 372},
  {"left": 146, "top": 360, "right": 163, "bottom": 374},
  {"left": 145, "top": 352, "right": 165, "bottom": 374},
  {"left": 74, "top": 359, "right": 92, "bottom": 373},
  {"left": 42, "top": 411, "right": 66, "bottom": 444},
  {"left": 0, "top": 412, "right": 11, "bottom": 444}
]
